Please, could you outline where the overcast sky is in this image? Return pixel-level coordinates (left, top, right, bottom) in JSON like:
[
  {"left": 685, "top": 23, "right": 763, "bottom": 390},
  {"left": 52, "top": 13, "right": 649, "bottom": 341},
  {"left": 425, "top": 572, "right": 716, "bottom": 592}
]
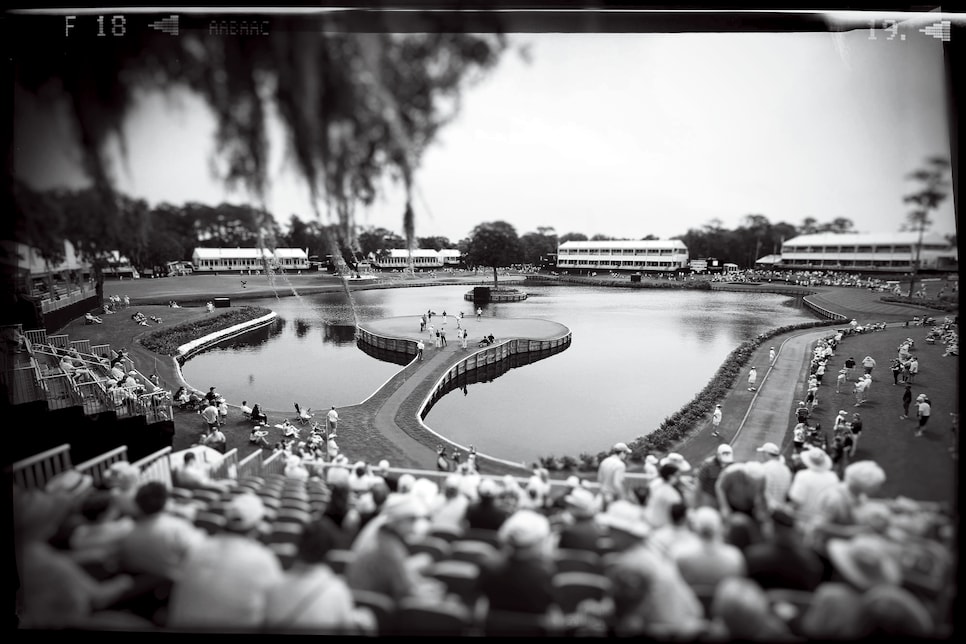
[{"left": 13, "top": 21, "right": 958, "bottom": 244}]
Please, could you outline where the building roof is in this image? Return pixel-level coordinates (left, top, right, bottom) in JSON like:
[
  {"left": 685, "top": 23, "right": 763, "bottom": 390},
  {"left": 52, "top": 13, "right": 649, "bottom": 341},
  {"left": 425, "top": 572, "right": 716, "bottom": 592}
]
[
  {"left": 783, "top": 232, "right": 952, "bottom": 247},
  {"left": 438, "top": 249, "right": 462, "bottom": 257},
  {"left": 558, "top": 240, "right": 687, "bottom": 250},
  {"left": 386, "top": 249, "right": 441, "bottom": 258},
  {"left": 755, "top": 254, "right": 782, "bottom": 265},
  {"left": 192, "top": 247, "right": 307, "bottom": 259}
]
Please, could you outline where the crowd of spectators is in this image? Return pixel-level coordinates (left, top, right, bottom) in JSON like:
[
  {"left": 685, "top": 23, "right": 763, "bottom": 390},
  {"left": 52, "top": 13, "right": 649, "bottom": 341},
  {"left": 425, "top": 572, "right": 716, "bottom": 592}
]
[{"left": 12, "top": 428, "right": 955, "bottom": 638}]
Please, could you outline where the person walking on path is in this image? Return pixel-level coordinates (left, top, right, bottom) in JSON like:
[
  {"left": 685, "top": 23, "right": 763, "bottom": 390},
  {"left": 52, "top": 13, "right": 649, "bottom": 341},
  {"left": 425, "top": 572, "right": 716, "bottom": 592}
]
[
  {"left": 439, "top": 328, "right": 447, "bottom": 347},
  {"left": 427, "top": 323, "right": 435, "bottom": 340},
  {"left": 747, "top": 366, "right": 758, "bottom": 392},
  {"left": 915, "top": 395, "right": 931, "bottom": 437},
  {"left": 416, "top": 340, "right": 425, "bottom": 361},
  {"left": 890, "top": 358, "right": 902, "bottom": 385},
  {"left": 434, "top": 328, "right": 442, "bottom": 348},
  {"left": 769, "top": 347, "right": 776, "bottom": 364},
  {"left": 711, "top": 404, "right": 723, "bottom": 437},
  {"left": 853, "top": 375, "right": 870, "bottom": 407},
  {"left": 326, "top": 406, "right": 339, "bottom": 433},
  {"left": 835, "top": 368, "right": 848, "bottom": 393},
  {"left": 476, "top": 307, "right": 482, "bottom": 321},
  {"left": 460, "top": 329, "right": 468, "bottom": 350},
  {"left": 844, "top": 356, "right": 856, "bottom": 381},
  {"left": 861, "top": 355, "right": 876, "bottom": 376},
  {"left": 900, "top": 385, "right": 913, "bottom": 419},
  {"left": 908, "top": 356, "right": 919, "bottom": 384}
]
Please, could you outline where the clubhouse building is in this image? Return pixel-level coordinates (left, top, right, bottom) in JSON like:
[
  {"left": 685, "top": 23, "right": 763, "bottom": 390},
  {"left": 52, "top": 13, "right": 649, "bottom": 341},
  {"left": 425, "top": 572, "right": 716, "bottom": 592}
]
[
  {"left": 556, "top": 240, "right": 690, "bottom": 273},
  {"left": 191, "top": 247, "right": 310, "bottom": 273},
  {"left": 778, "top": 232, "right": 958, "bottom": 273}
]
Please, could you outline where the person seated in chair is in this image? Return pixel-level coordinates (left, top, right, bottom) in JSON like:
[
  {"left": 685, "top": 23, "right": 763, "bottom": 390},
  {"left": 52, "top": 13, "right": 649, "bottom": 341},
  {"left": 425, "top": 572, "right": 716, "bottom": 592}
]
[
  {"left": 85, "top": 312, "right": 103, "bottom": 325},
  {"left": 250, "top": 403, "right": 268, "bottom": 424},
  {"left": 174, "top": 452, "right": 229, "bottom": 492},
  {"left": 240, "top": 400, "right": 253, "bottom": 419},
  {"left": 202, "top": 427, "right": 227, "bottom": 454}
]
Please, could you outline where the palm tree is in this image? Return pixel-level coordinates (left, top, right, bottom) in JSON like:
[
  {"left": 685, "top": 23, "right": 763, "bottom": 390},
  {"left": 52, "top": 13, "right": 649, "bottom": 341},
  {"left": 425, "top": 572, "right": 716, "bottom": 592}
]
[{"left": 902, "top": 157, "right": 950, "bottom": 297}]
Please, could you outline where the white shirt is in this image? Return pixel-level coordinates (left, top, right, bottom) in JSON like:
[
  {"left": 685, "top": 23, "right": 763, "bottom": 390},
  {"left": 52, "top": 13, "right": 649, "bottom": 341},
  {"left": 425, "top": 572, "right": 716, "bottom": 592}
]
[
  {"left": 167, "top": 534, "right": 283, "bottom": 629},
  {"left": 788, "top": 468, "right": 840, "bottom": 529},
  {"left": 327, "top": 409, "right": 339, "bottom": 423}
]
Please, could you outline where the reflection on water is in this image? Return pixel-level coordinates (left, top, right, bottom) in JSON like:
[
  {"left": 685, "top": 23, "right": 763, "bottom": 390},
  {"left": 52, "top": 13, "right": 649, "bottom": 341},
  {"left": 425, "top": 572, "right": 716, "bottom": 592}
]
[
  {"left": 181, "top": 284, "right": 816, "bottom": 460},
  {"left": 421, "top": 342, "right": 571, "bottom": 418}
]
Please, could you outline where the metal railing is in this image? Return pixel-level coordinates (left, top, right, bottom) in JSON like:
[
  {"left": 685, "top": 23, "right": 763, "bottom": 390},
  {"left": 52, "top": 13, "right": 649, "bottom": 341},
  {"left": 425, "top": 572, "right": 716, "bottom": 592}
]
[
  {"left": 4, "top": 365, "right": 45, "bottom": 405},
  {"left": 76, "top": 380, "right": 112, "bottom": 415},
  {"left": 70, "top": 339, "right": 92, "bottom": 355},
  {"left": 91, "top": 344, "right": 112, "bottom": 361},
  {"left": 132, "top": 446, "right": 173, "bottom": 488},
  {"left": 802, "top": 296, "right": 847, "bottom": 321},
  {"left": 8, "top": 444, "right": 73, "bottom": 491},
  {"left": 24, "top": 329, "right": 48, "bottom": 346},
  {"left": 260, "top": 450, "right": 286, "bottom": 476},
  {"left": 47, "top": 334, "right": 70, "bottom": 349},
  {"left": 210, "top": 448, "right": 239, "bottom": 480},
  {"left": 39, "top": 287, "right": 97, "bottom": 314},
  {"left": 74, "top": 445, "right": 128, "bottom": 488},
  {"left": 42, "top": 373, "right": 80, "bottom": 411},
  {"left": 237, "top": 449, "right": 263, "bottom": 479}
]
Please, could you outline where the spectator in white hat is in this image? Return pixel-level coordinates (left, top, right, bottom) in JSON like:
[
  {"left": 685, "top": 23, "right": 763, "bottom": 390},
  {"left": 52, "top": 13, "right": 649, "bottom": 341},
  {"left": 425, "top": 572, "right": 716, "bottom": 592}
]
[
  {"left": 345, "top": 495, "right": 444, "bottom": 603},
  {"left": 598, "top": 501, "right": 705, "bottom": 638},
  {"left": 478, "top": 510, "right": 555, "bottom": 614},
  {"left": 812, "top": 460, "right": 887, "bottom": 552},
  {"left": 557, "top": 487, "right": 604, "bottom": 551},
  {"left": 597, "top": 442, "right": 632, "bottom": 506},
  {"left": 695, "top": 444, "right": 734, "bottom": 509},
  {"left": 787, "top": 446, "right": 839, "bottom": 532},
  {"left": 755, "top": 442, "right": 792, "bottom": 511},
  {"left": 464, "top": 478, "right": 509, "bottom": 531},
  {"left": 671, "top": 506, "right": 746, "bottom": 589},
  {"left": 167, "top": 493, "right": 283, "bottom": 629},
  {"left": 14, "top": 486, "right": 152, "bottom": 630}
]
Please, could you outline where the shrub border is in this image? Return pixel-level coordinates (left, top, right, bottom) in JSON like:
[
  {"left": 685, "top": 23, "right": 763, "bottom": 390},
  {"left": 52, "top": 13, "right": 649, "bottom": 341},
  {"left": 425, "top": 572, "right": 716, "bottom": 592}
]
[
  {"left": 138, "top": 306, "right": 275, "bottom": 356},
  {"left": 537, "top": 318, "right": 843, "bottom": 472}
]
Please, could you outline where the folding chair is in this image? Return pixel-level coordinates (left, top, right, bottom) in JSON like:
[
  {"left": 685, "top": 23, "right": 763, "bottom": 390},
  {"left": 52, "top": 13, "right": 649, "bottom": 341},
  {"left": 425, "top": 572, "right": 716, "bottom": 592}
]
[
  {"left": 266, "top": 521, "right": 304, "bottom": 545},
  {"left": 429, "top": 525, "right": 463, "bottom": 543},
  {"left": 268, "top": 542, "right": 298, "bottom": 570},
  {"left": 280, "top": 497, "right": 312, "bottom": 513},
  {"left": 429, "top": 560, "right": 481, "bottom": 606},
  {"left": 409, "top": 536, "right": 452, "bottom": 563},
  {"left": 551, "top": 571, "right": 612, "bottom": 614},
  {"left": 554, "top": 549, "right": 602, "bottom": 575},
  {"left": 351, "top": 589, "right": 396, "bottom": 636},
  {"left": 395, "top": 597, "right": 472, "bottom": 636},
  {"left": 449, "top": 539, "right": 499, "bottom": 568},
  {"left": 483, "top": 608, "right": 560, "bottom": 637},
  {"left": 463, "top": 527, "right": 501, "bottom": 548},
  {"left": 274, "top": 508, "right": 311, "bottom": 526},
  {"left": 326, "top": 548, "right": 357, "bottom": 576},
  {"left": 193, "top": 511, "right": 226, "bottom": 535}
]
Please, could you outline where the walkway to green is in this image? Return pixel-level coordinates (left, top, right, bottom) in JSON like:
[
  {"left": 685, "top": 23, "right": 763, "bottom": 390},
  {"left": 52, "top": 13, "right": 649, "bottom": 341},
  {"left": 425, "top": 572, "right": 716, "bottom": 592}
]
[{"left": 676, "top": 287, "right": 956, "bottom": 503}]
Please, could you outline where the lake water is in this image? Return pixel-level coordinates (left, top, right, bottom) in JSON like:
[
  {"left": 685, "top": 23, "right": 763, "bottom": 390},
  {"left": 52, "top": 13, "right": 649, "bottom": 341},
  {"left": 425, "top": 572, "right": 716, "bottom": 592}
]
[{"left": 181, "top": 284, "right": 815, "bottom": 462}]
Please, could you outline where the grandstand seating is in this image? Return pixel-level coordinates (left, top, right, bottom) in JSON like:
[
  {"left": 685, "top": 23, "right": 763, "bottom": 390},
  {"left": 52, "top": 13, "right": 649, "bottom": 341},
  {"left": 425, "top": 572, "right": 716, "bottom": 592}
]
[{"left": 9, "top": 435, "right": 955, "bottom": 638}]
